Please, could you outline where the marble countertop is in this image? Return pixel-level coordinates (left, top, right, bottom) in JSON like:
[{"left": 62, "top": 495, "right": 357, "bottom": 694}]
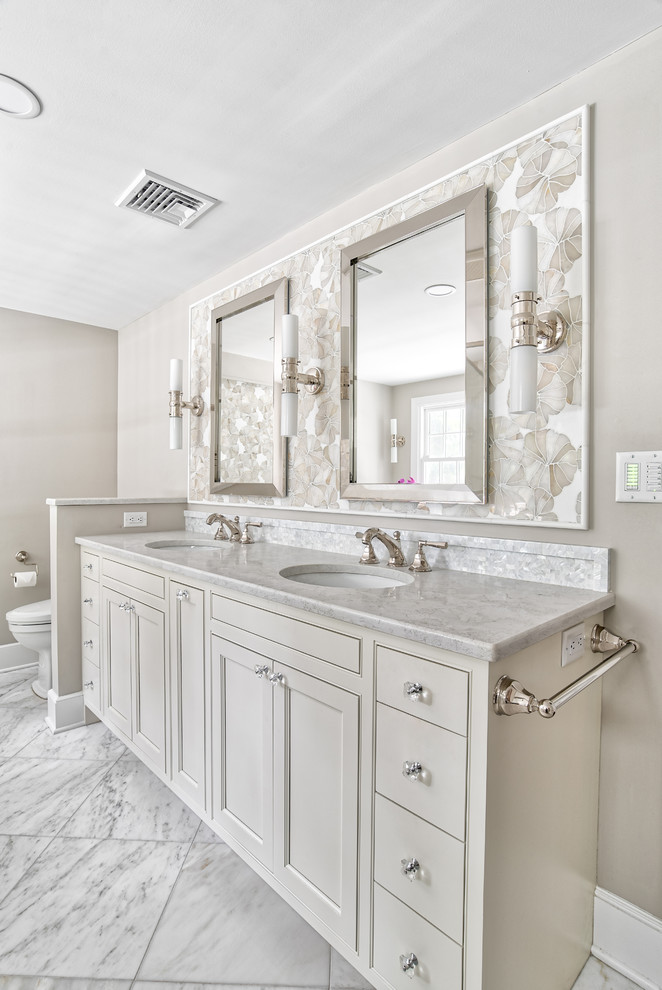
[{"left": 76, "top": 531, "right": 615, "bottom": 662}]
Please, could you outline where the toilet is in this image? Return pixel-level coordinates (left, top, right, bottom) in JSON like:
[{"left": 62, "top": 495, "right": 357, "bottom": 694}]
[{"left": 6, "top": 599, "right": 52, "bottom": 699}]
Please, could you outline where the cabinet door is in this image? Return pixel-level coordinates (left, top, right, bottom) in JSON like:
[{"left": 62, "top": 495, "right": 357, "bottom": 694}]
[
  {"left": 273, "top": 662, "right": 359, "bottom": 948},
  {"left": 210, "top": 635, "right": 273, "bottom": 869},
  {"left": 132, "top": 599, "right": 167, "bottom": 773},
  {"left": 102, "top": 586, "right": 132, "bottom": 737},
  {"left": 170, "top": 582, "right": 206, "bottom": 809}
]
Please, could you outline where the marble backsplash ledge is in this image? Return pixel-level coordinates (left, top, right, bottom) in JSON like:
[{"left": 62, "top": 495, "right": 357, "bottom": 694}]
[{"left": 185, "top": 510, "right": 609, "bottom": 592}]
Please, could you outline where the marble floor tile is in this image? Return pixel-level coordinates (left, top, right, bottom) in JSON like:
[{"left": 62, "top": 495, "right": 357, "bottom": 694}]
[
  {"left": 330, "top": 949, "right": 375, "bottom": 990},
  {"left": 0, "top": 707, "right": 47, "bottom": 757},
  {"left": 133, "top": 985, "right": 326, "bottom": 990},
  {"left": 138, "top": 842, "right": 331, "bottom": 986},
  {"left": 0, "top": 672, "right": 45, "bottom": 710},
  {"left": 0, "top": 668, "right": 36, "bottom": 692},
  {"left": 0, "top": 836, "right": 188, "bottom": 979},
  {"left": 0, "top": 835, "right": 52, "bottom": 901},
  {"left": 0, "top": 978, "right": 132, "bottom": 989},
  {"left": 60, "top": 760, "right": 200, "bottom": 842},
  {"left": 0, "top": 758, "right": 112, "bottom": 836},
  {"left": 191, "top": 821, "right": 225, "bottom": 844},
  {"left": 17, "top": 722, "right": 127, "bottom": 762},
  {"left": 573, "top": 956, "right": 644, "bottom": 990}
]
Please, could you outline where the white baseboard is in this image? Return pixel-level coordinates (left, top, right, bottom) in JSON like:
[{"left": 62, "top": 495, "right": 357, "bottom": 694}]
[
  {"left": 593, "top": 887, "right": 662, "bottom": 990},
  {"left": 0, "top": 641, "right": 37, "bottom": 672},
  {"left": 46, "top": 688, "right": 86, "bottom": 733}
]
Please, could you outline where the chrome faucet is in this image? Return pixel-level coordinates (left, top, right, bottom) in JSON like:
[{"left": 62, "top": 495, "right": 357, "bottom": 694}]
[
  {"left": 355, "top": 527, "right": 406, "bottom": 568},
  {"left": 206, "top": 513, "right": 242, "bottom": 542}
]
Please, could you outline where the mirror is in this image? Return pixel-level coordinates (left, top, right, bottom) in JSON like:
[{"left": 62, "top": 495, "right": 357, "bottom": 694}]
[
  {"left": 340, "top": 185, "right": 488, "bottom": 503},
  {"left": 210, "top": 277, "right": 287, "bottom": 496}
]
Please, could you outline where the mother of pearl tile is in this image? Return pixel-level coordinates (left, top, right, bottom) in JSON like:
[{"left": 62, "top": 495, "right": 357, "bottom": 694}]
[
  {"left": 0, "top": 759, "right": 111, "bottom": 836},
  {"left": 60, "top": 760, "right": 200, "bottom": 842},
  {"left": 138, "top": 843, "right": 330, "bottom": 986},
  {"left": 17, "top": 722, "right": 126, "bottom": 762},
  {"left": 0, "top": 835, "right": 52, "bottom": 902},
  {"left": 0, "top": 708, "right": 47, "bottom": 758},
  {"left": 0, "top": 837, "right": 188, "bottom": 979}
]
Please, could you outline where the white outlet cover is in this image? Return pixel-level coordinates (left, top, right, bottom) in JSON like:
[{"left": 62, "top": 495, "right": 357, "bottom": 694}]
[{"left": 561, "top": 622, "right": 585, "bottom": 666}]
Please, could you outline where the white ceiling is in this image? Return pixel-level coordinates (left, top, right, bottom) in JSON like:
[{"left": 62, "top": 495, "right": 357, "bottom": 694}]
[{"left": 2, "top": 0, "right": 662, "bottom": 331}]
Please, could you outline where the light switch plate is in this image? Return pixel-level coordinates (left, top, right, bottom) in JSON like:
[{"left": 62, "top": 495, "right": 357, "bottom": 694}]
[{"left": 615, "top": 451, "right": 662, "bottom": 502}]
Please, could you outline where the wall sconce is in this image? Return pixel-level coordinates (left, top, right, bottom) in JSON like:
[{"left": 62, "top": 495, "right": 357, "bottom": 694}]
[
  {"left": 280, "top": 315, "right": 324, "bottom": 438},
  {"left": 509, "top": 224, "right": 568, "bottom": 414},
  {"left": 390, "top": 418, "right": 406, "bottom": 463},
  {"left": 168, "top": 358, "right": 204, "bottom": 450}
]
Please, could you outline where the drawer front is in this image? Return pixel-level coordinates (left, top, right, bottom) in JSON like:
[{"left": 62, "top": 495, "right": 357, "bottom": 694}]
[
  {"left": 82, "top": 657, "right": 101, "bottom": 712},
  {"left": 82, "top": 617, "right": 100, "bottom": 665},
  {"left": 374, "top": 794, "right": 464, "bottom": 944},
  {"left": 376, "top": 646, "right": 468, "bottom": 735},
  {"left": 211, "top": 594, "right": 361, "bottom": 674},
  {"left": 102, "top": 558, "right": 165, "bottom": 599},
  {"left": 375, "top": 704, "right": 466, "bottom": 840},
  {"left": 81, "top": 551, "right": 99, "bottom": 581},
  {"left": 372, "top": 883, "right": 462, "bottom": 990},
  {"left": 81, "top": 577, "right": 100, "bottom": 624}
]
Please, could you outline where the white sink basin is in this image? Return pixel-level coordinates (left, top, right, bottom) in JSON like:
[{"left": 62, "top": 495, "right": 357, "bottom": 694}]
[
  {"left": 279, "top": 564, "right": 414, "bottom": 590},
  {"left": 145, "top": 540, "right": 222, "bottom": 550}
]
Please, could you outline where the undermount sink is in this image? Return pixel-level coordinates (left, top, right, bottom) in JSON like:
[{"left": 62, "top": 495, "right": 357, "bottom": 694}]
[
  {"left": 145, "top": 540, "right": 223, "bottom": 550},
  {"left": 279, "top": 563, "right": 414, "bottom": 590}
]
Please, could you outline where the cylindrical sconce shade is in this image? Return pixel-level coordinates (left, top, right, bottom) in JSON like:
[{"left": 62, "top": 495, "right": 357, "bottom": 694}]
[
  {"left": 390, "top": 418, "right": 398, "bottom": 463},
  {"left": 281, "top": 390, "right": 298, "bottom": 438},
  {"left": 169, "top": 415, "right": 183, "bottom": 450},
  {"left": 509, "top": 343, "right": 538, "bottom": 414},
  {"left": 170, "top": 358, "right": 183, "bottom": 391},
  {"left": 510, "top": 224, "right": 538, "bottom": 292},
  {"left": 282, "top": 315, "right": 299, "bottom": 360}
]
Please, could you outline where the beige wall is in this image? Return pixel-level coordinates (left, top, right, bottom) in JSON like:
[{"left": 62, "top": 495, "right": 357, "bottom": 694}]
[
  {"left": 1, "top": 308, "right": 117, "bottom": 647},
  {"left": 116, "top": 31, "right": 662, "bottom": 916}
]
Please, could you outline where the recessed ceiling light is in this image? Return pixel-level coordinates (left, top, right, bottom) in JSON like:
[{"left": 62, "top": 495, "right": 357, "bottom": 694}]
[
  {"left": 424, "top": 283, "right": 456, "bottom": 296},
  {"left": 0, "top": 74, "right": 41, "bottom": 118}
]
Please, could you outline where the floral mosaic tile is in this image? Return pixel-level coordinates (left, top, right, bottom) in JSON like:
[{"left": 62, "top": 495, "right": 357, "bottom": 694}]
[{"left": 190, "top": 109, "right": 587, "bottom": 528}]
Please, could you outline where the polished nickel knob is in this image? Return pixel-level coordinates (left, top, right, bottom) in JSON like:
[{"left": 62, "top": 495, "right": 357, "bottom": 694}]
[
  {"left": 254, "top": 664, "right": 270, "bottom": 678},
  {"left": 83, "top": 639, "right": 93, "bottom": 647},
  {"left": 404, "top": 681, "right": 423, "bottom": 701},
  {"left": 119, "top": 602, "right": 135, "bottom": 612},
  {"left": 402, "top": 760, "right": 422, "bottom": 781},
  {"left": 83, "top": 597, "right": 93, "bottom": 605},
  {"left": 83, "top": 562, "right": 93, "bottom": 571},
  {"left": 400, "top": 952, "right": 418, "bottom": 977},
  {"left": 176, "top": 589, "right": 189, "bottom": 601},
  {"left": 84, "top": 680, "right": 94, "bottom": 689},
  {"left": 401, "top": 857, "right": 421, "bottom": 881},
  {"left": 269, "top": 671, "right": 285, "bottom": 686}
]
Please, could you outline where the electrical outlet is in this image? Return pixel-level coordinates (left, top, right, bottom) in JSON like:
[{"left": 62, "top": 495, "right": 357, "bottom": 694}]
[
  {"left": 123, "top": 511, "right": 147, "bottom": 527},
  {"left": 561, "top": 622, "right": 585, "bottom": 666}
]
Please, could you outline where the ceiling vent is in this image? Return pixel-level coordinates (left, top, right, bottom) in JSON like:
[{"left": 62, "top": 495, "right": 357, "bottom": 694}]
[
  {"left": 115, "top": 170, "right": 218, "bottom": 228},
  {"left": 355, "top": 261, "right": 383, "bottom": 281}
]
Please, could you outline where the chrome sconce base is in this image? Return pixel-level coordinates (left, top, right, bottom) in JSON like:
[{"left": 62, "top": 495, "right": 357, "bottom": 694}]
[
  {"left": 510, "top": 292, "right": 568, "bottom": 353},
  {"left": 281, "top": 357, "right": 324, "bottom": 396},
  {"left": 168, "top": 390, "right": 204, "bottom": 418}
]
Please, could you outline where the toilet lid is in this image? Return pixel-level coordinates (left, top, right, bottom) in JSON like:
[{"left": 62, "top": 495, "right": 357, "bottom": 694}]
[{"left": 6, "top": 598, "right": 51, "bottom": 625}]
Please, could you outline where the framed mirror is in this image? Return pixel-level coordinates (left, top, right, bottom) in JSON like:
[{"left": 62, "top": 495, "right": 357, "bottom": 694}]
[
  {"left": 210, "top": 277, "right": 288, "bottom": 496},
  {"left": 340, "top": 185, "right": 488, "bottom": 504}
]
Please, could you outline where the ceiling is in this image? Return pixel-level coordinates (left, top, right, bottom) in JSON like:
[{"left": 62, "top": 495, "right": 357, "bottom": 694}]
[{"left": 2, "top": 1, "right": 662, "bottom": 332}]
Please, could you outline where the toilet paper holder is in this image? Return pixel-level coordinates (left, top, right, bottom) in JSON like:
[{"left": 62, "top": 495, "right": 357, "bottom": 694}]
[{"left": 10, "top": 550, "right": 39, "bottom": 581}]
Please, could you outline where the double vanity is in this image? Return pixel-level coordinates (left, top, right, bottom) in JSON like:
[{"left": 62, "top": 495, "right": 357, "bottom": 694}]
[{"left": 76, "top": 526, "right": 614, "bottom": 990}]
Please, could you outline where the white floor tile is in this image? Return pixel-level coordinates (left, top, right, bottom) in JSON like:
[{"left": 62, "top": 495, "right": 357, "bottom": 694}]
[
  {"left": 0, "top": 758, "right": 112, "bottom": 836},
  {"left": 16, "top": 722, "right": 127, "bottom": 762},
  {"left": 0, "top": 978, "right": 131, "bottom": 989},
  {"left": 0, "top": 835, "right": 52, "bottom": 901},
  {"left": 0, "top": 707, "right": 48, "bottom": 758},
  {"left": 573, "top": 956, "right": 645, "bottom": 990},
  {"left": 191, "top": 821, "right": 225, "bottom": 844},
  {"left": 330, "top": 949, "right": 375, "bottom": 989}
]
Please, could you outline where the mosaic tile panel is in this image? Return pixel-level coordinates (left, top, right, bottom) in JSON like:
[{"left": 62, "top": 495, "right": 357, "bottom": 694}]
[
  {"left": 190, "top": 109, "right": 587, "bottom": 528},
  {"left": 218, "top": 378, "right": 273, "bottom": 484}
]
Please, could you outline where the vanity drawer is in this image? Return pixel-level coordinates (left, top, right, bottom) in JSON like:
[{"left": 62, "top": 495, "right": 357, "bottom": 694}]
[
  {"left": 376, "top": 646, "right": 468, "bottom": 736},
  {"left": 375, "top": 704, "right": 466, "bottom": 840},
  {"left": 81, "top": 551, "right": 99, "bottom": 581},
  {"left": 372, "top": 883, "right": 462, "bottom": 990},
  {"left": 102, "top": 558, "right": 165, "bottom": 599},
  {"left": 81, "top": 617, "right": 100, "bottom": 665},
  {"left": 211, "top": 594, "right": 361, "bottom": 674},
  {"left": 374, "top": 794, "right": 464, "bottom": 944},
  {"left": 82, "top": 657, "right": 101, "bottom": 712},
  {"left": 81, "top": 577, "right": 100, "bottom": 624}
]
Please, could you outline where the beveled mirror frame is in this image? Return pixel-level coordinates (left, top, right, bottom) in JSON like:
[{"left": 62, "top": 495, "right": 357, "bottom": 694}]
[
  {"left": 340, "top": 185, "right": 488, "bottom": 504},
  {"left": 209, "top": 276, "right": 288, "bottom": 497}
]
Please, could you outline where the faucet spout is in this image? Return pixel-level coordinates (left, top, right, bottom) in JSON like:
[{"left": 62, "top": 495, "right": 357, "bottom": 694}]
[
  {"left": 206, "top": 513, "right": 242, "bottom": 542},
  {"left": 355, "top": 527, "right": 406, "bottom": 568}
]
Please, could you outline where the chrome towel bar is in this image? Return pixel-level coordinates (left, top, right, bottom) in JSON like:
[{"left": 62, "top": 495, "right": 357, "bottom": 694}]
[{"left": 492, "top": 624, "right": 639, "bottom": 718}]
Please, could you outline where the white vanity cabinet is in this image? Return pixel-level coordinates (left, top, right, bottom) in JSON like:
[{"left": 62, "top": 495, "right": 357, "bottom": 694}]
[{"left": 169, "top": 580, "right": 207, "bottom": 808}]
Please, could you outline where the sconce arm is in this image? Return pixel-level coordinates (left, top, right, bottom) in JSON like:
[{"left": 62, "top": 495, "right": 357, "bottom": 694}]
[
  {"left": 169, "top": 390, "right": 204, "bottom": 417},
  {"left": 281, "top": 357, "right": 324, "bottom": 395}
]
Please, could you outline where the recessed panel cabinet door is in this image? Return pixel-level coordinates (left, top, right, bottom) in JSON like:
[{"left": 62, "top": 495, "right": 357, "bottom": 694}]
[
  {"left": 102, "top": 587, "right": 132, "bottom": 737},
  {"left": 210, "top": 635, "right": 273, "bottom": 869},
  {"left": 170, "top": 583, "right": 206, "bottom": 809},
  {"left": 273, "top": 663, "right": 359, "bottom": 949},
  {"left": 132, "top": 599, "right": 167, "bottom": 773}
]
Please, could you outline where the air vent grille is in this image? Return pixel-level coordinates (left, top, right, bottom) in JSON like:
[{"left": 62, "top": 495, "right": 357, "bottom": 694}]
[
  {"left": 115, "top": 170, "right": 218, "bottom": 228},
  {"left": 355, "top": 261, "right": 383, "bottom": 281}
]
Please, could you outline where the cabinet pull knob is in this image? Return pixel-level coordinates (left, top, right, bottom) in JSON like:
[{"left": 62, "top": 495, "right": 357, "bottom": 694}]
[
  {"left": 254, "top": 664, "right": 270, "bottom": 678},
  {"left": 404, "top": 681, "right": 423, "bottom": 701},
  {"left": 119, "top": 602, "right": 135, "bottom": 612},
  {"left": 402, "top": 760, "right": 423, "bottom": 781},
  {"left": 400, "top": 952, "right": 418, "bottom": 977},
  {"left": 269, "top": 671, "right": 285, "bottom": 686},
  {"left": 83, "top": 563, "right": 93, "bottom": 571},
  {"left": 83, "top": 639, "right": 93, "bottom": 647},
  {"left": 84, "top": 680, "right": 94, "bottom": 689},
  {"left": 400, "top": 857, "right": 421, "bottom": 881},
  {"left": 83, "top": 597, "right": 93, "bottom": 605},
  {"left": 176, "top": 589, "right": 189, "bottom": 601}
]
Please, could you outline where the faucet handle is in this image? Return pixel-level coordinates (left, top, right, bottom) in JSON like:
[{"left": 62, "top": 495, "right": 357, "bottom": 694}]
[
  {"left": 240, "top": 522, "right": 263, "bottom": 544},
  {"left": 408, "top": 540, "right": 449, "bottom": 573},
  {"left": 229, "top": 515, "right": 242, "bottom": 542},
  {"left": 355, "top": 531, "right": 379, "bottom": 565}
]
